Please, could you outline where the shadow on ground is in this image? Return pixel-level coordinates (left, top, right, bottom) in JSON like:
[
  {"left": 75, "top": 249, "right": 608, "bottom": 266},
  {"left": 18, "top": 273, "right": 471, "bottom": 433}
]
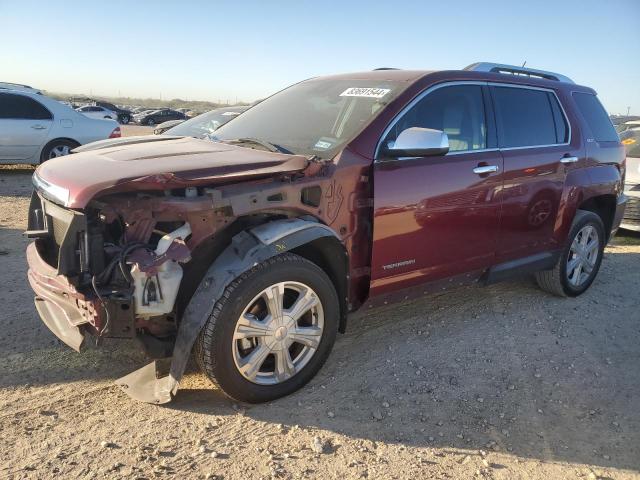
[{"left": 2, "top": 196, "right": 639, "bottom": 474}]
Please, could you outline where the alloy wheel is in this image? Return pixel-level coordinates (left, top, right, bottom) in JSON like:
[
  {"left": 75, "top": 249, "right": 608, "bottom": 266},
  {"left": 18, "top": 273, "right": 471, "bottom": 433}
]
[
  {"left": 566, "top": 225, "right": 600, "bottom": 287},
  {"left": 232, "top": 281, "right": 324, "bottom": 385},
  {"left": 48, "top": 144, "right": 71, "bottom": 159}
]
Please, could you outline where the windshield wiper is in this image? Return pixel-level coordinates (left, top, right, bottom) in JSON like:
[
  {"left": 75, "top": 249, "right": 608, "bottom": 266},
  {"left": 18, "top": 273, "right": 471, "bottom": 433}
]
[{"left": 225, "top": 137, "right": 292, "bottom": 154}]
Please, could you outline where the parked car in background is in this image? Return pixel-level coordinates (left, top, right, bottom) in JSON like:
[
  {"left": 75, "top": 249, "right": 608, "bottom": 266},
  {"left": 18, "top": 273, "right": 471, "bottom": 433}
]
[
  {"left": 153, "top": 119, "right": 184, "bottom": 135},
  {"left": 0, "top": 89, "right": 120, "bottom": 164},
  {"left": 93, "top": 101, "right": 133, "bottom": 124},
  {"left": 69, "top": 97, "right": 133, "bottom": 124},
  {"left": 616, "top": 120, "right": 640, "bottom": 134},
  {"left": 621, "top": 128, "right": 640, "bottom": 231},
  {"left": 76, "top": 105, "right": 119, "bottom": 121},
  {"left": 155, "top": 106, "right": 248, "bottom": 135},
  {"left": 25, "top": 63, "right": 626, "bottom": 405},
  {"left": 612, "top": 115, "right": 640, "bottom": 132},
  {"left": 134, "top": 108, "right": 187, "bottom": 126}
]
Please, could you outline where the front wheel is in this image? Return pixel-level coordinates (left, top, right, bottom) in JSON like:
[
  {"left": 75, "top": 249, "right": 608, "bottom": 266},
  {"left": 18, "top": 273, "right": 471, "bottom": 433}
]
[
  {"left": 195, "top": 253, "right": 339, "bottom": 403},
  {"left": 535, "top": 210, "right": 605, "bottom": 297}
]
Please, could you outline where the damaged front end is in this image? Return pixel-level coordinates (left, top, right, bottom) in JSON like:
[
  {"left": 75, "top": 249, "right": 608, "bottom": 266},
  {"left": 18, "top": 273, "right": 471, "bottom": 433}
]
[
  {"left": 25, "top": 146, "right": 352, "bottom": 404},
  {"left": 26, "top": 188, "right": 194, "bottom": 358}
]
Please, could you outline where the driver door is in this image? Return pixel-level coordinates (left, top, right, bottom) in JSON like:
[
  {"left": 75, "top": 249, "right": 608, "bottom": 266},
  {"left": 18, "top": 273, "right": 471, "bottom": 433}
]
[{"left": 370, "top": 83, "right": 503, "bottom": 296}]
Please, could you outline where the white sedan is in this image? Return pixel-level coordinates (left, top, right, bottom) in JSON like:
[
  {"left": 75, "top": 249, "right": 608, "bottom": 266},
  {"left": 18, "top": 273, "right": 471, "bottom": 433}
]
[
  {"left": 76, "top": 105, "right": 119, "bottom": 120},
  {"left": 0, "top": 89, "right": 121, "bottom": 164}
]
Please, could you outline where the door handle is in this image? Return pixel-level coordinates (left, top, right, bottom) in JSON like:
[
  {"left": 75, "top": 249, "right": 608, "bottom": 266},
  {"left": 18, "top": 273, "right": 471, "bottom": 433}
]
[
  {"left": 560, "top": 156, "right": 579, "bottom": 164},
  {"left": 31, "top": 124, "right": 47, "bottom": 130},
  {"left": 472, "top": 165, "right": 499, "bottom": 175}
]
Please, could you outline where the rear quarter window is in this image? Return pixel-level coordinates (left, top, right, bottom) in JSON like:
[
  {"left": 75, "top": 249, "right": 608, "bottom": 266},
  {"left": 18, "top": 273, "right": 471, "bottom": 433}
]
[{"left": 572, "top": 92, "right": 619, "bottom": 142}]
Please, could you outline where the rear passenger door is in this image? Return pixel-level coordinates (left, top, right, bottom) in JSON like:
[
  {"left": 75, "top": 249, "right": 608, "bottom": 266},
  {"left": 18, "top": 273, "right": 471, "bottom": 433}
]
[
  {"left": 490, "top": 84, "right": 578, "bottom": 263},
  {"left": 0, "top": 93, "right": 53, "bottom": 162}
]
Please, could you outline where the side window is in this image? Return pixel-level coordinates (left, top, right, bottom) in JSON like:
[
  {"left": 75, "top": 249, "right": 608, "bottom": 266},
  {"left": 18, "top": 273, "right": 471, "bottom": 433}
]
[
  {"left": 548, "top": 92, "right": 569, "bottom": 143},
  {"left": 572, "top": 92, "right": 619, "bottom": 142},
  {"left": 492, "top": 87, "right": 562, "bottom": 148},
  {"left": 0, "top": 93, "right": 52, "bottom": 120},
  {"left": 385, "top": 85, "right": 487, "bottom": 153}
]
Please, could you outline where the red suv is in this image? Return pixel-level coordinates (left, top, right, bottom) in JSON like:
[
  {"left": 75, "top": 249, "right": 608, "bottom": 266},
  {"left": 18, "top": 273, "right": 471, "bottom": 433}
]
[{"left": 26, "top": 62, "right": 627, "bottom": 404}]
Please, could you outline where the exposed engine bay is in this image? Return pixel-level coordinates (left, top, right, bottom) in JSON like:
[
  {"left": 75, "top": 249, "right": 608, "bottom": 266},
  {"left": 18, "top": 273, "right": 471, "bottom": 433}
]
[{"left": 26, "top": 169, "right": 349, "bottom": 358}]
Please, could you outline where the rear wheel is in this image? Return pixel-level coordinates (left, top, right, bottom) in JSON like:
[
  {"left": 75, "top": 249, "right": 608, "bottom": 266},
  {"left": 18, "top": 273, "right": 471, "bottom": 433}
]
[
  {"left": 40, "top": 139, "right": 79, "bottom": 163},
  {"left": 195, "top": 253, "right": 339, "bottom": 403},
  {"left": 535, "top": 210, "right": 605, "bottom": 297},
  {"left": 146, "top": 119, "right": 156, "bottom": 126}
]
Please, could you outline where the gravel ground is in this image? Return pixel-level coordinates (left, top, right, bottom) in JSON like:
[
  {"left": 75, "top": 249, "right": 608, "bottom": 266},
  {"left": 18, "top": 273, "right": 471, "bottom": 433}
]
[{"left": 1, "top": 145, "right": 639, "bottom": 479}]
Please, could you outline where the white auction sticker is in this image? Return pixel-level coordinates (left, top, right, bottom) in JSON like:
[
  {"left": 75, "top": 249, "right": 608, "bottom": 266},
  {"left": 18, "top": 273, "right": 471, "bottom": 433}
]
[
  {"left": 313, "top": 139, "right": 333, "bottom": 150},
  {"left": 339, "top": 87, "right": 391, "bottom": 98}
]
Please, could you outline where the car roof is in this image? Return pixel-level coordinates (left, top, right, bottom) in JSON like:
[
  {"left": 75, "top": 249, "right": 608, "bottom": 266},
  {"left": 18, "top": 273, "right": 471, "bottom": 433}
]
[
  {"left": 308, "top": 69, "right": 434, "bottom": 83},
  {"left": 0, "top": 82, "right": 42, "bottom": 94},
  {"left": 305, "top": 66, "right": 593, "bottom": 92}
]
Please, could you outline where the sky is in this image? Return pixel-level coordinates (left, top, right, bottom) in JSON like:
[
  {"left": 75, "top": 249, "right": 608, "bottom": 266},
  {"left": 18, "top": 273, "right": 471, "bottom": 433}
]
[{"left": 1, "top": 0, "right": 638, "bottom": 114}]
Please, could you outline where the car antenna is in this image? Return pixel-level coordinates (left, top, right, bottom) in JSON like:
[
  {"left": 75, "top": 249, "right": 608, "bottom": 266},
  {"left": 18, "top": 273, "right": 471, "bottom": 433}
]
[{"left": 522, "top": 60, "right": 527, "bottom": 67}]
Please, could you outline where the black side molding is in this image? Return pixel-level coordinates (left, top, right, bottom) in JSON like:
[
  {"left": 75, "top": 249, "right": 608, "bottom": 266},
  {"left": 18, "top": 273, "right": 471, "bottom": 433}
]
[{"left": 483, "top": 251, "right": 560, "bottom": 285}]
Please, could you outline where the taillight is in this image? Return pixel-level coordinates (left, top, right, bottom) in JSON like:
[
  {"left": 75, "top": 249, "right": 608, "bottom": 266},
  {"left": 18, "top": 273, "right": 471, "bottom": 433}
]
[{"left": 109, "top": 127, "right": 121, "bottom": 138}]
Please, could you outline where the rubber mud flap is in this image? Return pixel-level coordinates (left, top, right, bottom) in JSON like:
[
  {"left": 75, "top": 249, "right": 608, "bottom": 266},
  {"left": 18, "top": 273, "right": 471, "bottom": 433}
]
[{"left": 115, "top": 219, "right": 340, "bottom": 404}]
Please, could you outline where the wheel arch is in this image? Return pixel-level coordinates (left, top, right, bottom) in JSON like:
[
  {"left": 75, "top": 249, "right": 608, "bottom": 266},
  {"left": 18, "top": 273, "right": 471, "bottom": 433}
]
[
  {"left": 39, "top": 137, "right": 81, "bottom": 162},
  {"left": 290, "top": 236, "right": 349, "bottom": 333},
  {"left": 116, "top": 217, "right": 348, "bottom": 404},
  {"left": 577, "top": 194, "right": 617, "bottom": 241}
]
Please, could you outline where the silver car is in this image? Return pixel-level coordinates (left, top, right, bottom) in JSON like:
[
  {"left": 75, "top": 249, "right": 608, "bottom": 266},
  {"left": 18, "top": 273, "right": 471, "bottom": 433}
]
[{"left": 621, "top": 128, "right": 640, "bottom": 231}]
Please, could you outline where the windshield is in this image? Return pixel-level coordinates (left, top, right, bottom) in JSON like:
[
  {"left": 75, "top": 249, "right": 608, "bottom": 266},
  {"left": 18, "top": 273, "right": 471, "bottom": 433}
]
[
  {"left": 166, "top": 107, "right": 248, "bottom": 138},
  {"left": 210, "top": 78, "right": 406, "bottom": 158}
]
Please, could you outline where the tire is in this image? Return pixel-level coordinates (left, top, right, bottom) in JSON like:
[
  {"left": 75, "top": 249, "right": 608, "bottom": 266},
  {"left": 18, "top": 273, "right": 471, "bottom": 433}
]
[
  {"left": 195, "top": 253, "right": 339, "bottom": 403},
  {"left": 120, "top": 115, "right": 130, "bottom": 125},
  {"left": 40, "top": 139, "right": 79, "bottom": 163},
  {"left": 146, "top": 119, "right": 156, "bottom": 127},
  {"left": 535, "top": 210, "right": 605, "bottom": 297}
]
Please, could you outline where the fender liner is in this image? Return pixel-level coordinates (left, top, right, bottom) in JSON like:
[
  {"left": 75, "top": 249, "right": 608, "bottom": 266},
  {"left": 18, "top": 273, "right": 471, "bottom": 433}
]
[{"left": 115, "top": 218, "right": 342, "bottom": 404}]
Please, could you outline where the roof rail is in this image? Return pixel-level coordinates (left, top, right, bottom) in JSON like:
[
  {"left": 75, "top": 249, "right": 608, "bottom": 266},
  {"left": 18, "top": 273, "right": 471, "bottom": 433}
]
[
  {"left": 464, "top": 62, "right": 574, "bottom": 84},
  {"left": 373, "top": 67, "right": 400, "bottom": 71}
]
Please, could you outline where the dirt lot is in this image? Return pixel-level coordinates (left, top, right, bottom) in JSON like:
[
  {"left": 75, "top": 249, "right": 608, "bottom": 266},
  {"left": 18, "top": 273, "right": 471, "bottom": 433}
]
[{"left": 1, "top": 138, "right": 639, "bottom": 479}]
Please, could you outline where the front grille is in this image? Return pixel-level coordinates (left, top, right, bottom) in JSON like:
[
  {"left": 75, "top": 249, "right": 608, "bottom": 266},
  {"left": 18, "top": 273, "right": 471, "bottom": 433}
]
[
  {"left": 51, "top": 215, "right": 70, "bottom": 246},
  {"left": 44, "top": 210, "right": 72, "bottom": 268}
]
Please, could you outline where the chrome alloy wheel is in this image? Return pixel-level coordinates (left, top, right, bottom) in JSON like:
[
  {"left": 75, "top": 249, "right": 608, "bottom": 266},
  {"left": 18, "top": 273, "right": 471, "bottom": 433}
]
[
  {"left": 232, "top": 281, "right": 324, "bottom": 385},
  {"left": 566, "top": 225, "right": 600, "bottom": 287},
  {"left": 48, "top": 145, "right": 71, "bottom": 159}
]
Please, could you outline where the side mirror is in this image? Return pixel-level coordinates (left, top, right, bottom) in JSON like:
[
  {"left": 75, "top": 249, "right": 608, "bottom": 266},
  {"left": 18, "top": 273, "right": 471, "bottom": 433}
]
[{"left": 385, "top": 127, "right": 449, "bottom": 157}]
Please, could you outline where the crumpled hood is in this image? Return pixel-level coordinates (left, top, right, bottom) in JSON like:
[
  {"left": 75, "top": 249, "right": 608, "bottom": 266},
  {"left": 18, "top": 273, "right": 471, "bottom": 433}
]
[{"left": 36, "top": 136, "right": 309, "bottom": 208}]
